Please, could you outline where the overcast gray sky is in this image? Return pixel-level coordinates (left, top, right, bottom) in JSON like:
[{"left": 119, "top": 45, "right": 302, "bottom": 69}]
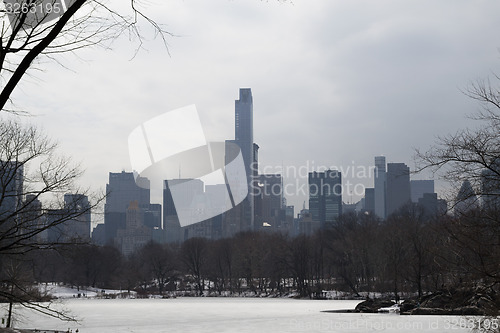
[{"left": 10, "top": 0, "right": 500, "bottom": 214}]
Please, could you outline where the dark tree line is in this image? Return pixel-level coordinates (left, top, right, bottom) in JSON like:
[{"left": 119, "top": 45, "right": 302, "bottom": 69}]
[{"left": 22, "top": 205, "right": 493, "bottom": 304}]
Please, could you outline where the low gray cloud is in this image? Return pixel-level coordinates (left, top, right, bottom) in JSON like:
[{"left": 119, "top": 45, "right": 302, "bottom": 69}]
[{"left": 11, "top": 0, "right": 500, "bottom": 209}]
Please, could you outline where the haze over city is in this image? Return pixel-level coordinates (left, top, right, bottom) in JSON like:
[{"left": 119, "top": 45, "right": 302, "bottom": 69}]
[
  {"left": 6, "top": 0, "right": 500, "bottom": 215},
  {"left": 2, "top": 1, "right": 500, "bottom": 331}
]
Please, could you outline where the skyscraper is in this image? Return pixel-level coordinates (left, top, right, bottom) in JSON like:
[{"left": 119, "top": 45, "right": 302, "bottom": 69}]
[
  {"left": 410, "top": 180, "right": 435, "bottom": 203},
  {"left": 234, "top": 88, "right": 255, "bottom": 230},
  {"left": 0, "top": 161, "right": 23, "bottom": 244},
  {"left": 163, "top": 179, "right": 181, "bottom": 243},
  {"left": 103, "top": 171, "right": 151, "bottom": 244},
  {"left": 418, "top": 192, "right": 439, "bottom": 219},
  {"left": 481, "top": 160, "right": 500, "bottom": 210},
  {"left": 63, "top": 193, "right": 91, "bottom": 240},
  {"left": 164, "top": 178, "right": 227, "bottom": 241},
  {"left": 386, "top": 162, "right": 411, "bottom": 216},
  {"left": 115, "top": 200, "right": 153, "bottom": 256},
  {"left": 47, "top": 193, "right": 91, "bottom": 242},
  {"left": 364, "top": 188, "right": 375, "bottom": 214},
  {"left": 308, "top": 170, "right": 342, "bottom": 228},
  {"left": 22, "top": 194, "right": 43, "bottom": 242},
  {"left": 455, "top": 180, "right": 478, "bottom": 216},
  {"left": 374, "top": 156, "right": 386, "bottom": 219},
  {"left": 0, "top": 161, "right": 23, "bottom": 222},
  {"left": 235, "top": 88, "right": 254, "bottom": 168},
  {"left": 254, "top": 174, "right": 283, "bottom": 229}
]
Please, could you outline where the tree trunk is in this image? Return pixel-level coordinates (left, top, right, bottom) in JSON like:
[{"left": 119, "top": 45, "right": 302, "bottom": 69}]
[{"left": 6, "top": 300, "right": 13, "bottom": 328}]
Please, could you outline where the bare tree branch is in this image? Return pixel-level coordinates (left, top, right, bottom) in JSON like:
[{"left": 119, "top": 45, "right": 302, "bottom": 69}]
[{"left": 0, "top": 0, "right": 171, "bottom": 112}]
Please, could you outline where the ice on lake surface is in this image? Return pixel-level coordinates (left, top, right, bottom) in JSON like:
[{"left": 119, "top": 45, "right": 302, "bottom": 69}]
[{"left": 4, "top": 298, "right": 472, "bottom": 332}]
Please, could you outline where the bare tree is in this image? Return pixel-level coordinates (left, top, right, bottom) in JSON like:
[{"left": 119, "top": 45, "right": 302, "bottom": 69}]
[
  {"left": 0, "top": 0, "right": 170, "bottom": 112},
  {"left": 0, "top": 119, "right": 104, "bottom": 326},
  {"left": 286, "top": 234, "right": 312, "bottom": 298},
  {"left": 415, "top": 74, "right": 500, "bottom": 320},
  {"left": 416, "top": 75, "right": 500, "bottom": 205},
  {"left": 181, "top": 237, "right": 207, "bottom": 296},
  {"left": 387, "top": 204, "right": 435, "bottom": 299},
  {"left": 207, "top": 238, "right": 234, "bottom": 295},
  {"left": 138, "top": 241, "right": 176, "bottom": 295}
]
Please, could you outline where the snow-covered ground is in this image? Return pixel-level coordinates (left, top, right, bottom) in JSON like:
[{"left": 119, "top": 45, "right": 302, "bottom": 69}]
[
  {"left": 1, "top": 298, "right": 473, "bottom": 333},
  {"left": 38, "top": 283, "right": 130, "bottom": 299}
]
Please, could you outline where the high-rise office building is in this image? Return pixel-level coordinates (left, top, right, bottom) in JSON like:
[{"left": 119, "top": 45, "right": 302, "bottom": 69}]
[
  {"left": 163, "top": 178, "right": 226, "bottom": 241},
  {"left": 418, "top": 192, "right": 439, "bottom": 219},
  {"left": 481, "top": 161, "right": 500, "bottom": 210},
  {"left": 0, "top": 161, "right": 23, "bottom": 222},
  {"left": 255, "top": 174, "right": 283, "bottom": 229},
  {"left": 308, "top": 170, "right": 342, "bottom": 228},
  {"left": 234, "top": 88, "right": 255, "bottom": 231},
  {"left": 144, "top": 203, "right": 162, "bottom": 229},
  {"left": 163, "top": 178, "right": 206, "bottom": 241},
  {"left": 386, "top": 163, "right": 411, "bottom": 216},
  {"left": 455, "top": 180, "right": 478, "bottom": 216},
  {"left": 115, "top": 200, "right": 152, "bottom": 256},
  {"left": 364, "top": 188, "right": 375, "bottom": 214},
  {"left": 0, "top": 161, "right": 24, "bottom": 246},
  {"left": 103, "top": 171, "right": 151, "bottom": 244},
  {"left": 105, "top": 171, "right": 150, "bottom": 211},
  {"left": 163, "top": 179, "right": 181, "bottom": 243},
  {"left": 63, "top": 193, "right": 91, "bottom": 240},
  {"left": 374, "top": 156, "right": 386, "bottom": 219},
  {"left": 235, "top": 88, "right": 254, "bottom": 169},
  {"left": 410, "top": 180, "right": 435, "bottom": 203},
  {"left": 22, "top": 194, "right": 44, "bottom": 242},
  {"left": 47, "top": 193, "right": 91, "bottom": 242}
]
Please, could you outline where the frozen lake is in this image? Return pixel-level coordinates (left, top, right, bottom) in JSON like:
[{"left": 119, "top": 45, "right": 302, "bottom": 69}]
[{"left": 5, "top": 298, "right": 472, "bottom": 332}]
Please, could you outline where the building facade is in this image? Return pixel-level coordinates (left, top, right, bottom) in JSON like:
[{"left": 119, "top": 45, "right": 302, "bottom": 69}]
[
  {"left": 374, "top": 156, "right": 386, "bottom": 219},
  {"left": 63, "top": 193, "right": 91, "bottom": 240},
  {"left": 234, "top": 88, "right": 255, "bottom": 231},
  {"left": 386, "top": 162, "right": 411, "bottom": 216},
  {"left": 254, "top": 174, "right": 283, "bottom": 230},
  {"left": 308, "top": 170, "right": 342, "bottom": 228},
  {"left": 47, "top": 194, "right": 91, "bottom": 242},
  {"left": 410, "top": 180, "right": 435, "bottom": 203},
  {"left": 102, "top": 171, "right": 151, "bottom": 244},
  {"left": 0, "top": 161, "right": 23, "bottom": 223},
  {"left": 363, "top": 187, "right": 375, "bottom": 214},
  {"left": 115, "top": 200, "right": 152, "bottom": 256}
]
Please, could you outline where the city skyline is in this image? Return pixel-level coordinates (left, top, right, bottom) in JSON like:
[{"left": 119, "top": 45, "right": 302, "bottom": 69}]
[
  {"left": 5, "top": 0, "right": 500, "bottom": 213},
  {"left": 97, "top": 87, "right": 444, "bottom": 227},
  {"left": 95, "top": 87, "right": 443, "bottom": 242},
  {"left": 1, "top": 2, "right": 499, "bottom": 327}
]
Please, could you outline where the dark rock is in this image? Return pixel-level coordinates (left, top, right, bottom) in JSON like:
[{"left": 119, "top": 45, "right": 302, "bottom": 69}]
[
  {"left": 410, "top": 307, "right": 449, "bottom": 315},
  {"left": 405, "top": 286, "right": 499, "bottom": 316},
  {"left": 400, "top": 299, "right": 418, "bottom": 314},
  {"left": 420, "top": 292, "right": 452, "bottom": 309},
  {"left": 355, "top": 298, "right": 396, "bottom": 313},
  {"left": 321, "top": 309, "right": 357, "bottom": 313},
  {"left": 455, "top": 306, "right": 485, "bottom": 316},
  {"left": 410, "top": 305, "right": 485, "bottom": 316}
]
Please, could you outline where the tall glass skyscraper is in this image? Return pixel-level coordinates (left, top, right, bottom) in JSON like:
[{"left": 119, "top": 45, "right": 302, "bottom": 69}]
[
  {"left": 0, "top": 161, "right": 23, "bottom": 221},
  {"left": 234, "top": 88, "right": 255, "bottom": 230},
  {"left": 374, "top": 156, "right": 386, "bottom": 219},
  {"left": 386, "top": 162, "right": 411, "bottom": 216},
  {"left": 308, "top": 170, "right": 342, "bottom": 228},
  {"left": 410, "top": 180, "right": 434, "bottom": 203},
  {"left": 104, "top": 171, "right": 150, "bottom": 243},
  {"left": 235, "top": 88, "right": 253, "bottom": 162}
]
